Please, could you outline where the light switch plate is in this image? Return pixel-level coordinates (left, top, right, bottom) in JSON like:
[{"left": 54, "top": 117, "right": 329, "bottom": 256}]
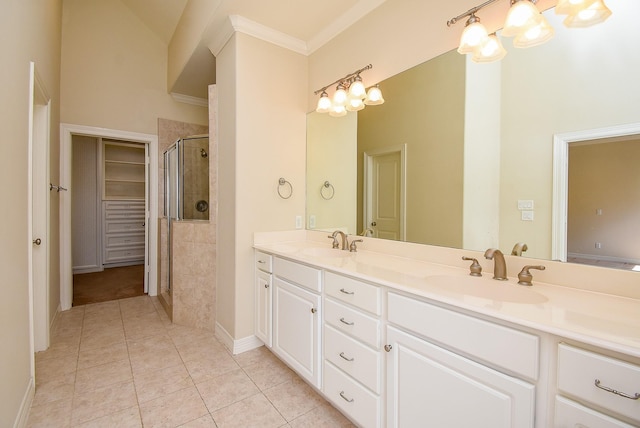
[
  {"left": 521, "top": 211, "right": 534, "bottom": 221},
  {"left": 518, "top": 200, "right": 534, "bottom": 210}
]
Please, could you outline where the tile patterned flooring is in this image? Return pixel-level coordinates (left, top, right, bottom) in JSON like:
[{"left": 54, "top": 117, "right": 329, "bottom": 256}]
[{"left": 27, "top": 296, "right": 354, "bottom": 427}]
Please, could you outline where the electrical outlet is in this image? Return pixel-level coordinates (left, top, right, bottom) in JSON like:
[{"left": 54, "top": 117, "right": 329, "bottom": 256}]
[
  {"left": 309, "top": 215, "right": 316, "bottom": 229},
  {"left": 596, "top": 208, "right": 603, "bottom": 216},
  {"left": 295, "top": 215, "right": 302, "bottom": 229},
  {"left": 521, "top": 211, "right": 534, "bottom": 221},
  {"left": 595, "top": 242, "right": 602, "bottom": 249}
]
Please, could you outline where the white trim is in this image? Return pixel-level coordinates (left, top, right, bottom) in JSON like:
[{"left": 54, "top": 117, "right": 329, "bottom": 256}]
[
  {"left": 552, "top": 122, "right": 640, "bottom": 262},
  {"left": 170, "top": 92, "right": 208, "bottom": 107},
  {"left": 230, "top": 15, "right": 308, "bottom": 55},
  {"left": 60, "top": 124, "right": 159, "bottom": 311},
  {"left": 208, "top": 15, "right": 235, "bottom": 57},
  {"left": 568, "top": 252, "right": 640, "bottom": 265},
  {"left": 13, "top": 377, "right": 34, "bottom": 428},
  {"left": 307, "top": 0, "right": 387, "bottom": 53},
  {"left": 363, "top": 144, "right": 407, "bottom": 241},
  {"left": 215, "top": 322, "right": 264, "bottom": 355}
]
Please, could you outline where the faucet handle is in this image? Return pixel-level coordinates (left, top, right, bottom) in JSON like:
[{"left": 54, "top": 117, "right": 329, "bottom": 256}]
[
  {"left": 462, "top": 256, "right": 482, "bottom": 277},
  {"left": 349, "top": 239, "right": 363, "bottom": 252},
  {"left": 517, "top": 265, "right": 546, "bottom": 286},
  {"left": 327, "top": 235, "right": 340, "bottom": 249}
]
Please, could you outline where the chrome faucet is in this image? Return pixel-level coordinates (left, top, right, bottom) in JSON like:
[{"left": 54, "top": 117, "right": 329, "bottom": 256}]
[
  {"left": 484, "top": 248, "right": 507, "bottom": 281},
  {"left": 332, "top": 230, "right": 349, "bottom": 250}
]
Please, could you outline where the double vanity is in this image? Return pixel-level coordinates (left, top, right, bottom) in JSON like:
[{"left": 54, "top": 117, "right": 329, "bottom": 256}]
[{"left": 253, "top": 230, "right": 640, "bottom": 427}]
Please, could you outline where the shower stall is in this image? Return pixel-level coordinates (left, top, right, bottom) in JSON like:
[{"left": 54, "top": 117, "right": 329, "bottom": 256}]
[{"left": 163, "top": 135, "right": 210, "bottom": 295}]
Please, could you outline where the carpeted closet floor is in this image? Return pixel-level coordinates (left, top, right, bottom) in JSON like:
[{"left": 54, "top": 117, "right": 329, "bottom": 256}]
[{"left": 72, "top": 264, "right": 145, "bottom": 306}]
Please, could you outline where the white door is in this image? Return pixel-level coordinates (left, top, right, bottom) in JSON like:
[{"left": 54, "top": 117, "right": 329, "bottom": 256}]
[
  {"left": 364, "top": 145, "right": 406, "bottom": 241},
  {"left": 255, "top": 270, "right": 272, "bottom": 347},
  {"left": 386, "top": 326, "right": 535, "bottom": 428},
  {"left": 272, "top": 277, "right": 321, "bottom": 388},
  {"left": 28, "top": 63, "right": 50, "bottom": 353}
]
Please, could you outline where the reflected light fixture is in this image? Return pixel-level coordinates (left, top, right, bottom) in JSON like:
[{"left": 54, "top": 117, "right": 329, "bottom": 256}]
[
  {"left": 447, "top": 0, "right": 612, "bottom": 63},
  {"left": 314, "top": 64, "right": 384, "bottom": 116}
]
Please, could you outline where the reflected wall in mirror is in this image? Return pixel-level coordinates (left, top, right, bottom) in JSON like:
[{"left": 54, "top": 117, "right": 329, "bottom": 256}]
[{"left": 306, "top": 1, "right": 640, "bottom": 269}]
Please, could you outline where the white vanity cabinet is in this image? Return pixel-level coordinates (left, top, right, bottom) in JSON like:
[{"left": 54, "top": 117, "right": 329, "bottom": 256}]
[
  {"left": 555, "top": 343, "right": 640, "bottom": 427},
  {"left": 272, "top": 257, "right": 322, "bottom": 388},
  {"left": 322, "top": 272, "right": 383, "bottom": 428},
  {"left": 254, "top": 251, "right": 273, "bottom": 347},
  {"left": 386, "top": 292, "right": 537, "bottom": 428}
]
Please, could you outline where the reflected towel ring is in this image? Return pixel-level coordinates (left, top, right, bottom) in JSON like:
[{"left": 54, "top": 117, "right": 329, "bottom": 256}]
[
  {"left": 321, "top": 181, "right": 335, "bottom": 200},
  {"left": 277, "top": 177, "right": 293, "bottom": 199}
]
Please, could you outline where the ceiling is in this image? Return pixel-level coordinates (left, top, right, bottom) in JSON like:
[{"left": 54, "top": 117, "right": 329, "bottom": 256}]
[{"left": 119, "top": 0, "right": 388, "bottom": 100}]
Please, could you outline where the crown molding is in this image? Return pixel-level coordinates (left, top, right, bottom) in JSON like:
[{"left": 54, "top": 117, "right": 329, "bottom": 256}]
[{"left": 170, "top": 92, "right": 208, "bottom": 107}]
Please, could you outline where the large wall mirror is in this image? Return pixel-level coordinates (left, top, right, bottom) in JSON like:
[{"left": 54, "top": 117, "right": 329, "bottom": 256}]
[{"left": 306, "top": 1, "right": 640, "bottom": 271}]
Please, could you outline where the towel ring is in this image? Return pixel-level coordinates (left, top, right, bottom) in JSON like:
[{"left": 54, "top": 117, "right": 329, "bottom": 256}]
[
  {"left": 321, "top": 181, "right": 335, "bottom": 200},
  {"left": 277, "top": 177, "right": 293, "bottom": 199}
]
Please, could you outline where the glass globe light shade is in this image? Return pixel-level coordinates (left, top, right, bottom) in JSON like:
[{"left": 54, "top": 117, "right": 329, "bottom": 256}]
[
  {"left": 502, "top": 0, "right": 543, "bottom": 37},
  {"left": 364, "top": 86, "right": 384, "bottom": 106},
  {"left": 513, "top": 15, "right": 554, "bottom": 48},
  {"left": 332, "top": 84, "right": 348, "bottom": 106},
  {"left": 555, "top": 0, "right": 598, "bottom": 15},
  {"left": 563, "top": 0, "right": 612, "bottom": 27},
  {"left": 457, "top": 16, "right": 488, "bottom": 54},
  {"left": 329, "top": 104, "right": 347, "bottom": 117},
  {"left": 472, "top": 33, "right": 507, "bottom": 63},
  {"left": 346, "top": 96, "right": 365, "bottom": 112},
  {"left": 348, "top": 77, "right": 366, "bottom": 99},
  {"left": 315, "top": 91, "right": 331, "bottom": 113}
]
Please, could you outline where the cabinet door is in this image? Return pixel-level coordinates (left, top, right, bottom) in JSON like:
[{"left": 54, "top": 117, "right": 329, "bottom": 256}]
[
  {"left": 273, "top": 277, "right": 321, "bottom": 388},
  {"left": 255, "top": 270, "right": 272, "bottom": 347},
  {"left": 386, "top": 326, "right": 535, "bottom": 428}
]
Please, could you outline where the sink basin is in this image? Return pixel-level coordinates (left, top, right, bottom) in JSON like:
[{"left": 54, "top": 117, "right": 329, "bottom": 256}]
[
  {"left": 301, "top": 247, "right": 352, "bottom": 258},
  {"left": 424, "top": 275, "right": 548, "bottom": 304}
]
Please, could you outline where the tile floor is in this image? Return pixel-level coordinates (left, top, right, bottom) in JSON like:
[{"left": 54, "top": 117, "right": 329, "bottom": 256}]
[{"left": 27, "top": 296, "right": 354, "bottom": 427}]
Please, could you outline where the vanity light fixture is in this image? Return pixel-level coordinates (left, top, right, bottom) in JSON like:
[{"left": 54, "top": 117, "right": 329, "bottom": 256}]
[
  {"left": 447, "top": 0, "right": 612, "bottom": 62},
  {"left": 314, "top": 64, "right": 384, "bottom": 116}
]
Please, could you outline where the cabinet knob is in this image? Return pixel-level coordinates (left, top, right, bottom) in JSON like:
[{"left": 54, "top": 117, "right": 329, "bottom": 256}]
[
  {"left": 264, "top": 283, "right": 269, "bottom": 288},
  {"left": 311, "top": 308, "right": 317, "bottom": 314},
  {"left": 384, "top": 344, "right": 393, "bottom": 352}
]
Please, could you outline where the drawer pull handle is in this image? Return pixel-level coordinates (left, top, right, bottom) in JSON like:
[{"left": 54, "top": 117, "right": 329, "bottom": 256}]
[
  {"left": 594, "top": 379, "right": 640, "bottom": 400},
  {"left": 339, "top": 288, "right": 354, "bottom": 295},
  {"left": 339, "top": 352, "right": 354, "bottom": 362},
  {"left": 257, "top": 260, "right": 266, "bottom": 264},
  {"left": 339, "top": 391, "right": 354, "bottom": 403},
  {"left": 339, "top": 317, "right": 354, "bottom": 326}
]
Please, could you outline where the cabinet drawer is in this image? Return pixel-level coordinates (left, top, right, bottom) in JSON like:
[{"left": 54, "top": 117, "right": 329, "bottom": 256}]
[
  {"left": 104, "top": 210, "right": 145, "bottom": 220},
  {"left": 323, "top": 360, "right": 380, "bottom": 428},
  {"left": 325, "top": 271, "right": 381, "bottom": 315},
  {"left": 324, "top": 325, "right": 381, "bottom": 393},
  {"left": 104, "top": 247, "right": 145, "bottom": 263},
  {"left": 555, "top": 396, "right": 635, "bottom": 428},
  {"left": 388, "top": 292, "right": 539, "bottom": 380},
  {"left": 105, "top": 234, "right": 145, "bottom": 248},
  {"left": 324, "top": 298, "right": 380, "bottom": 348},
  {"left": 558, "top": 344, "right": 640, "bottom": 424},
  {"left": 273, "top": 257, "right": 321, "bottom": 293},
  {"left": 105, "top": 220, "right": 145, "bottom": 234},
  {"left": 255, "top": 251, "right": 273, "bottom": 273}
]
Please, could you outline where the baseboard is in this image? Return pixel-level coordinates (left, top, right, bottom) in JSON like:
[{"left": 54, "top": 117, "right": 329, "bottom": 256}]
[
  {"left": 13, "top": 377, "right": 34, "bottom": 428},
  {"left": 215, "top": 322, "right": 264, "bottom": 355},
  {"left": 568, "top": 252, "right": 640, "bottom": 265}
]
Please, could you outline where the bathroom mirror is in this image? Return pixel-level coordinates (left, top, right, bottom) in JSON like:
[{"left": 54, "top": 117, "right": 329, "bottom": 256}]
[{"left": 306, "top": 2, "right": 640, "bottom": 267}]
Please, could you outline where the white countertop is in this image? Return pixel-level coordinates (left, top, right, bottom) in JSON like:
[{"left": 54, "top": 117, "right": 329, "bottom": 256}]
[{"left": 254, "top": 239, "right": 640, "bottom": 359}]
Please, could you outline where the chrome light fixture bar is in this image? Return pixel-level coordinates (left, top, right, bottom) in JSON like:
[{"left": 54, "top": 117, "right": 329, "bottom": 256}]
[
  {"left": 448, "top": 0, "right": 612, "bottom": 63},
  {"left": 314, "top": 64, "right": 384, "bottom": 116}
]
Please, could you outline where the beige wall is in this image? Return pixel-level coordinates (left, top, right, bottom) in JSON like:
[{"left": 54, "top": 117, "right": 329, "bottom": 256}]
[
  {"left": 499, "top": 3, "right": 640, "bottom": 259},
  {"left": 357, "top": 50, "right": 465, "bottom": 248},
  {"left": 306, "top": 112, "right": 357, "bottom": 233},
  {"left": 568, "top": 139, "right": 640, "bottom": 262},
  {"left": 61, "top": 0, "right": 208, "bottom": 135},
  {"left": 0, "top": 0, "right": 62, "bottom": 424},
  {"left": 217, "top": 32, "right": 307, "bottom": 340}
]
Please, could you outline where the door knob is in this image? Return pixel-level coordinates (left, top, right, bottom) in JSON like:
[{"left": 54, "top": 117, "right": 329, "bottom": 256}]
[{"left": 33, "top": 238, "right": 42, "bottom": 245}]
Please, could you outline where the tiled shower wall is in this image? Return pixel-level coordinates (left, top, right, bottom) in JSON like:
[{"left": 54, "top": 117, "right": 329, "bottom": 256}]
[{"left": 157, "top": 88, "right": 217, "bottom": 331}]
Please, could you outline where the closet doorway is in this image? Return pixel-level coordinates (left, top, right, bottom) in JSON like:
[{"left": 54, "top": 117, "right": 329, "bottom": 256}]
[{"left": 60, "top": 124, "right": 158, "bottom": 310}]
